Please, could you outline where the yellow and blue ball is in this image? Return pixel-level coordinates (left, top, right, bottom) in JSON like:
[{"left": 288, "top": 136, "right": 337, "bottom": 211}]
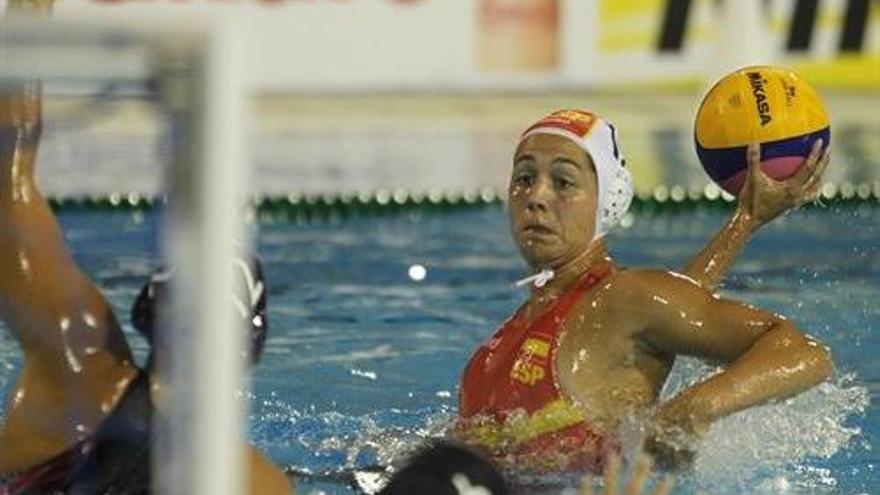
[{"left": 695, "top": 66, "right": 830, "bottom": 195}]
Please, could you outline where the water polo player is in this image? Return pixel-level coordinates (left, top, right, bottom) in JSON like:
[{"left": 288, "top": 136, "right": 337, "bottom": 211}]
[
  {"left": 456, "top": 109, "right": 833, "bottom": 472},
  {"left": 0, "top": 2, "right": 291, "bottom": 493}
]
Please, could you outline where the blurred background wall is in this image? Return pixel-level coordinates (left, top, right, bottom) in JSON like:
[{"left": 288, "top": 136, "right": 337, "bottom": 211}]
[
  {"left": 45, "top": 0, "right": 880, "bottom": 91},
  {"left": 7, "top": 0, "right": 877, "bottom": 198}
]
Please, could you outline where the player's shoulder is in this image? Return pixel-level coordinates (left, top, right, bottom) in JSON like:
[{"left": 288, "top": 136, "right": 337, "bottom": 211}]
[{"left": 607, "top": 268, "right": 700, "bottom": 300}]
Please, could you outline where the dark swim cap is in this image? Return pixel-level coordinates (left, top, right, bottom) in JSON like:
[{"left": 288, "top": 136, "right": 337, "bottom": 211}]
[
  {"left": 130, "top": 253, "right": 268, "bottom": 365},
  {"left": 379, "top": 441, "right": 507, "bottom": 495}
]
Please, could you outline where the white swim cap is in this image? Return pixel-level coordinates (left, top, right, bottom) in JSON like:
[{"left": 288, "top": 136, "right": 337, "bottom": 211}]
[{"left": 520, "top": 109, "right": 634, "bottom": 241}]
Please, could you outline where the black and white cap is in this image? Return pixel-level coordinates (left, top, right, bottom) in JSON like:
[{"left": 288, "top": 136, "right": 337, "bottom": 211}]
[{"left": 130, "top": 252, "right": 268, "bottom": 365}]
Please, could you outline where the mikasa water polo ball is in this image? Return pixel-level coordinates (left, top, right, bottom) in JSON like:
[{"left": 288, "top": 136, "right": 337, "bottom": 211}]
[{"left": 695, "top": 66, "right": 830, "bottom": 195}]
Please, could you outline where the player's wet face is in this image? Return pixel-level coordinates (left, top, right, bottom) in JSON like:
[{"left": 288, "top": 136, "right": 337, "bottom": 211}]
[{"left": 508, "top": 134, "right": 598, "bottom": 269}]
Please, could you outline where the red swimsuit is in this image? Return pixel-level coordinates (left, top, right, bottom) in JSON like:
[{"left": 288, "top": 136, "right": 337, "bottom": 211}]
[{"left": 459, "top": 263, "right": 617, "bottom": 472}]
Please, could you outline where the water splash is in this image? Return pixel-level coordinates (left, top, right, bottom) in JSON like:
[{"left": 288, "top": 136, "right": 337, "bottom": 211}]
[
  {"left": 248, "top": 391, "right": 455, "bottom": 478},
  {"left": 249, "top": 357, "right": 870, "bottom": 495},
  {"left": 657, "top": 358, "right": 870, "bottom": 494}
]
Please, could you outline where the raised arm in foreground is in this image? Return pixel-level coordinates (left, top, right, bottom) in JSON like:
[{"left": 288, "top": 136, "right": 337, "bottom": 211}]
[{"left": 0, "top": 1, "right": 138, "bottom": 472}]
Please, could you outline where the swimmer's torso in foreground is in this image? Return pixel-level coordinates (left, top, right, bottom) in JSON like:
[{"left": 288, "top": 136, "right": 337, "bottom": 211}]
[
  {"left": 1, "top": 372, "right": 152, "bottom": 495},
  {"left": 459, "top": 263, "right": 619, "bottom": 472}
]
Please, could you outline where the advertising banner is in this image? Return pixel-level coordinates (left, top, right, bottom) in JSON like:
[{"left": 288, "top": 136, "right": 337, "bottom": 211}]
[
  {"left": 28, "top": 0, "right": 880, "bottom": 91},
  {"left": 596, "top": 0, "right": 880, "bottom": 89}
]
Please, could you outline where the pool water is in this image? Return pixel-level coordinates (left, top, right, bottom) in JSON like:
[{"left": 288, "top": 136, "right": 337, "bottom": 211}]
[{"left": 0, "top": 204, "right": 877, "bottom": 494}]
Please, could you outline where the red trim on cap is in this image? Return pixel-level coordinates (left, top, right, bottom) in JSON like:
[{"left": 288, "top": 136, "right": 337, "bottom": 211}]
[{"left": 522, "top": 110, "right": 598, "bottom": 139}]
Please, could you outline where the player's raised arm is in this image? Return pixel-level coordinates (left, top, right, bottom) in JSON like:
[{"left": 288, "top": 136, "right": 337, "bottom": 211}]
[{"left": 683, "top": 140, "right": 829, "bottom": 289}]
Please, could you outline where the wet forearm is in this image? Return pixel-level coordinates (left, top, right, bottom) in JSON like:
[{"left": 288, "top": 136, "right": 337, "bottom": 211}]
[
  {"left": 663, "top": 322, "right": 832, "bottom": 425},
  {"left": 0, "top": 87, "right": 42, "bottom": 194},
  {"left": 1, "top": 0, "right": 51, "bottom": 183},
  {"left": 1, "top": 0, "right": 47, "bottom": 190},
  {"left": 682, "top": 209, "right": 759, "bottom": 289}
]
